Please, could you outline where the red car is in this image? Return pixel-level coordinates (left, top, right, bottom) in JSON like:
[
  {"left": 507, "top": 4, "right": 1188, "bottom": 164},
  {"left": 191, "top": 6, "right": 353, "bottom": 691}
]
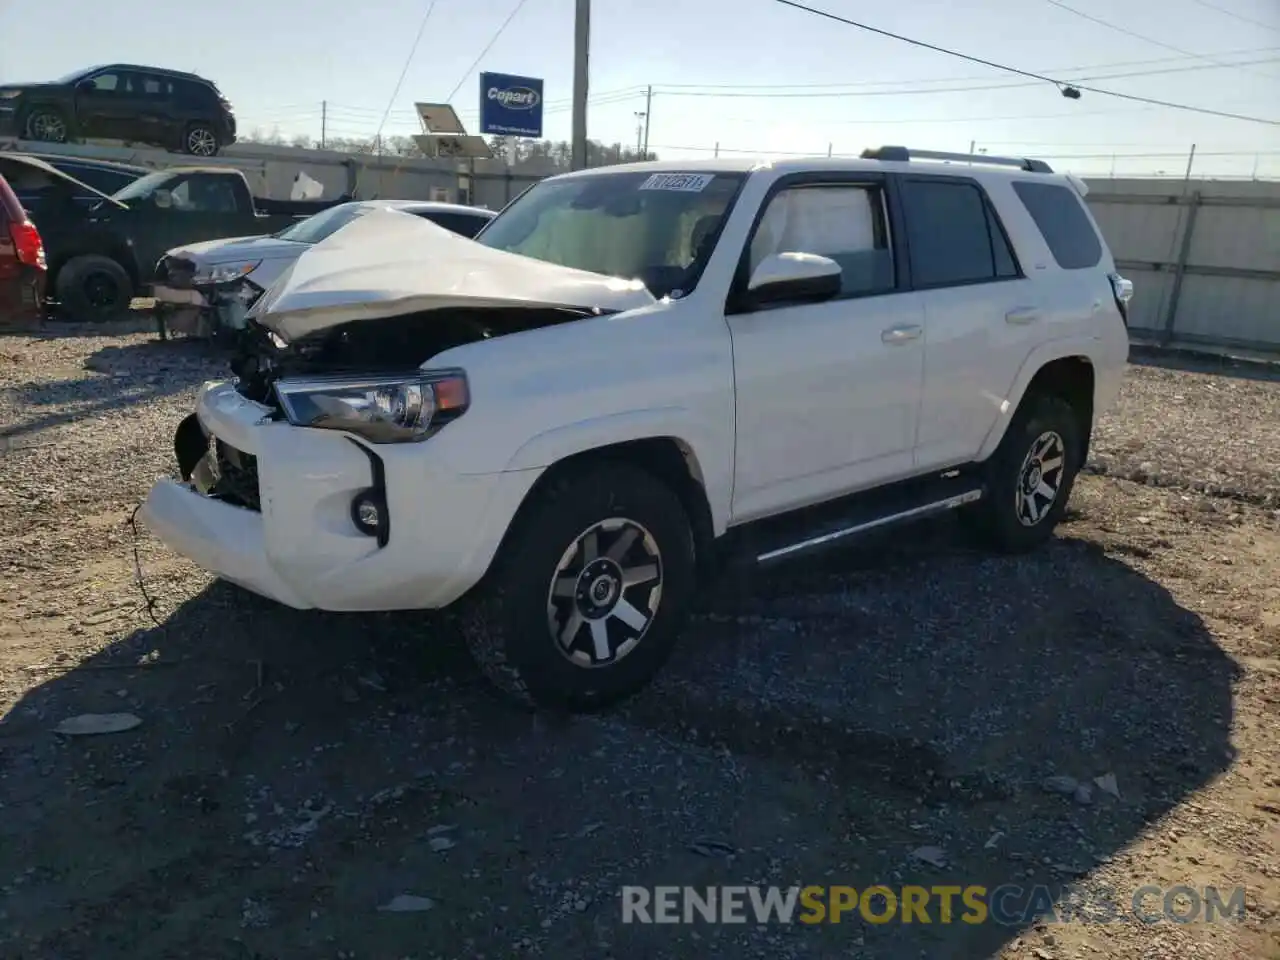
[{"left": 0, "top": 172, "right": 47, "bottom": 325}]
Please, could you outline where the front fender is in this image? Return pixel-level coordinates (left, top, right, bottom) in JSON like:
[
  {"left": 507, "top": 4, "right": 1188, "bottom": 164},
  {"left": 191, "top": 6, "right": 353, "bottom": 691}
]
[
  {"left": 502, "top": 408, "right": 731, "bottom": 534},
  {"left": 976, "top": 335, "right": 1115, "bottom": 462}
]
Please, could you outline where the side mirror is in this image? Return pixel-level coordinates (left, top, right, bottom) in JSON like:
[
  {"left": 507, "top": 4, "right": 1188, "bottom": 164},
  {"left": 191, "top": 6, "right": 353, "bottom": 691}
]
[
  {"left": 152, "top": 189, "right": 172, "bottom": 209},
  {"left": 743, "top": 252, "right": 842, "bottom": 308},
  {"left": 75, "top": 79, "right": 94, "bottom": 93}
]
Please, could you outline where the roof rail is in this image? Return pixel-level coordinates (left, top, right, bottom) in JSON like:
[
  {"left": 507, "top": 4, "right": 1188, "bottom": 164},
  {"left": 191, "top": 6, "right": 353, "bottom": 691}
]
[{"left": 860, "top": 145, "right": 1053, "bottom": 174}]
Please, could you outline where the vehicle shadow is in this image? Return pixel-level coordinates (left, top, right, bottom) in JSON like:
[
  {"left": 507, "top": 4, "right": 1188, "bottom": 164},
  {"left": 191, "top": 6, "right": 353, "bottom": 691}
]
[
  {"left": 0, "top": 311, "right": 159, "bottom": 340},
  {"left": 0, "top": 337, "right": 222, "bottom": 444},
  {"left": 616, "top": 514, "right": 1240, "bottom": 957},
  {"left": 1128, "top": 343, "right": 1280, "bottom": 383},
  {"left": 0, "top": 512, "right": 1239, "bottom": 959}
]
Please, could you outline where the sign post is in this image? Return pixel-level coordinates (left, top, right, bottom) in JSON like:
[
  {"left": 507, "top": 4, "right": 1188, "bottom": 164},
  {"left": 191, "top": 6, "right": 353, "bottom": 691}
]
[{"left": 478, "top": 72, "right": 545, "bottom": 138}]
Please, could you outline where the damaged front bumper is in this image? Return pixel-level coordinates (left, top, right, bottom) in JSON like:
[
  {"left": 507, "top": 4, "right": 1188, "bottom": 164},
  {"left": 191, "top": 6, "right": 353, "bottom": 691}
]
[
  {"left": 139, "top": 380, "right": 541, "bottom": 612},
  {"left": 153, "top": 255, "right": 265, "bottom": 340}
]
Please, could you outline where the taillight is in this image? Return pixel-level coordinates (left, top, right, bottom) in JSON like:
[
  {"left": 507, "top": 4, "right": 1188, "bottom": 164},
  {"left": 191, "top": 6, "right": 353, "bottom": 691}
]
[
  {"left": 8, "top": 219, "right": 45, "bottom": 269},
  {"left": 219, "top": 97, "right": 234, "bottom": 112},
  {"left": 1108, "top": 272, "right": 1133, "bottom": 326}
]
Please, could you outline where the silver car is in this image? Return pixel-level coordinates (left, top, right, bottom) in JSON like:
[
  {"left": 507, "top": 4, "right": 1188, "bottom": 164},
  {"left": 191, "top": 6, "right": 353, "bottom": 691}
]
[{"left": 152, "top": 199, "right": 495, "bottom": 339}]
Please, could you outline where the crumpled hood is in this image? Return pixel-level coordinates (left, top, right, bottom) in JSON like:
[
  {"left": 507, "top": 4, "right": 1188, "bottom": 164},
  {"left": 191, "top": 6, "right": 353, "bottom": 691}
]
[
  {"left": 251, "top": 207, "right": 657, "bottom": 342},
  {"left": 167, "top": 234, "right": 307, "bottom": 265}
]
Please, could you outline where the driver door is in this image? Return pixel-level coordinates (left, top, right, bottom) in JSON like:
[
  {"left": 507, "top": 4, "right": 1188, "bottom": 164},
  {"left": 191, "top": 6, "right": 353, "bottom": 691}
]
[
  {"left": 131, "top": 174, "right": 246, "bottom": 273},
  {"left": 725, "top": 176, "right": 925, "bottom": 523},
  {"left": 73, "top": 70, "right": 130, "bottom": 140}
]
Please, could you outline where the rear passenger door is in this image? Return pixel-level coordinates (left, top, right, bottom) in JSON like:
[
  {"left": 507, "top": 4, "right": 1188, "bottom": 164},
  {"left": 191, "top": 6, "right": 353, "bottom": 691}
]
[
  {"left": 726, "top": 175, "right": 926, "bottom": 522},
  {"left": 896, "top": 175, "right": 1037, "bottom": 471},
  {"left": 132, "top": 72, "right": 176, "bottom": 146}
]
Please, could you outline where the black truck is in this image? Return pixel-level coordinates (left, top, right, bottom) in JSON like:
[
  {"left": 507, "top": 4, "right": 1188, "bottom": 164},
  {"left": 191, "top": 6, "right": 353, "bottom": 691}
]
[{"left": 0, "top": 153, "right": 345, "bottom": 320}]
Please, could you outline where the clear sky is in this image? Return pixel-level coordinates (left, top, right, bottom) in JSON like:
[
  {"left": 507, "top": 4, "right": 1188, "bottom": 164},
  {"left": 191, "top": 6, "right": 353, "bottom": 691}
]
[{"left": 3, "top": 0, "right": 1279, "bottom": 178}]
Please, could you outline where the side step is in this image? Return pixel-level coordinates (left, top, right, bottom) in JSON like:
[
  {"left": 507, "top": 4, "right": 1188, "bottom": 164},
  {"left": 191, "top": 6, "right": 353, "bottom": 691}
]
[{"left": 729, "top": 469, "right": 985, "bottom": 568}]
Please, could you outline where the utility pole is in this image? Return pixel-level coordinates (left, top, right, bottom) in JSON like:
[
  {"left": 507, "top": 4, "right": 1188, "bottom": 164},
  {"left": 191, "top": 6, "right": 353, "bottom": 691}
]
[
  {"left": 634, "top": 112, "right": 645, "bottom": 155},
  {"left": 321, "top": 100, "right": 327, "bottom": 150},
  {"left": 641, "top": 85, "right": 652, "bottom": 159},
  {"left": 571, "top": 0, "right": 590, "bottom": 171}
]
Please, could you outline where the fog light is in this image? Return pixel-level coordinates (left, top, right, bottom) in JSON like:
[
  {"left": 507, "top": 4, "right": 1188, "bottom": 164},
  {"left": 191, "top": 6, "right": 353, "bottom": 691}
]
[{"left": 351, "top": 490, "right": 384, "bottom": 537}]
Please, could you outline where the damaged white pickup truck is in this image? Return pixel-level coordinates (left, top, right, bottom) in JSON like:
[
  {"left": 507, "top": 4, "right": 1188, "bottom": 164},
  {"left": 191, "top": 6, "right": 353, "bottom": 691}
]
[{"left": 141, "top": 147, "right": 1132, "bottom": 710}]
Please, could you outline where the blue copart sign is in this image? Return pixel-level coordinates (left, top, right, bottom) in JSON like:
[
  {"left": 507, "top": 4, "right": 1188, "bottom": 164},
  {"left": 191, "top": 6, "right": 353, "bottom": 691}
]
[{"left": 478, "top": 72, "right": 545, "bottom": 138}]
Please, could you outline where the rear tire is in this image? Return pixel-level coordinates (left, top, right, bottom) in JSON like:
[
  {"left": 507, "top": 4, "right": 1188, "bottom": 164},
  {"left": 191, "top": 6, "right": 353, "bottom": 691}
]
[
  {"left": 183, "top": 123, "right": 220, "bottom": 157},
  {"left": 963, "top": 393, "right": 1083, "bottom": 553},
  {"left": 461, "top": 462, "right": 696, "bottom": 711},
  {"left": 55, "top": 255, "right": 133, "bottom": 323}
]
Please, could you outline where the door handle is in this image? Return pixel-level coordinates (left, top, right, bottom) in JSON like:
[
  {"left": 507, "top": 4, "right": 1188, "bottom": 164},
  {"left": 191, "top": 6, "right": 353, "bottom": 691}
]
[
  {"left": 881, "top": 324, "right": 922, "bottom": 344},
  {"left": 1005, "top": 307, "right": 1041, "bottom": 325}
]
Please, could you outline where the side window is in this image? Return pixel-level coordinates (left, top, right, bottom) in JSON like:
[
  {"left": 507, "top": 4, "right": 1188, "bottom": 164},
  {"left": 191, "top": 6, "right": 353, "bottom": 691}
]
[
  {"left": 84, "top": 72, "right": 119, "bottom": 94},
  {"left": 117, "top": 72, "right": 147, "bottom": 96},
  {"left": 172, "top": 80, "right": 214, "bottom": 109},
  {"left": 900, "top": 178, "right": 1013, "bottom": 288},
  {"left": 748, "top": 184, "right": 894, "bottom": 298},
  {"left": 986, "top": 204, "right": 1019, "bottom": 279},
  {"left": 1011, "top": 180, "right": 1102, "bottom": 270},
  {"left": 168, "top": 177, "right": 238, "bottom": 213},
  {"left": 139, "top": 74, "right": 172, "bottom": 98}
]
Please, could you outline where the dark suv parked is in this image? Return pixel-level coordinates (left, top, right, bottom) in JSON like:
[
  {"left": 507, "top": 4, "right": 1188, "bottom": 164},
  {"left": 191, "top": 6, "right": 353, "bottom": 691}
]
[{"left": 0, "top": 64, "right": 237, "bottom": 157}]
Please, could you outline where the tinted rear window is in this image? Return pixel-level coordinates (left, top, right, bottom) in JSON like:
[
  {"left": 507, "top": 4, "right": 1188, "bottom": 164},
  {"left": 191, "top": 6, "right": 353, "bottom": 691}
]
[
  {"left": 176, "top": 79, "right": 217, "bottom": 107},
  {"left": 55, "top": 163, "right": 140, "bottom": 195},
  {"left": 1011, "top": 180, "right": 1102, "bottom": 270},
  {"left": 419, "top": 211, "right": 491, "bottom": 238},
  {"left": 899, "top": 178, "right": 1012, "bottom": 287}
]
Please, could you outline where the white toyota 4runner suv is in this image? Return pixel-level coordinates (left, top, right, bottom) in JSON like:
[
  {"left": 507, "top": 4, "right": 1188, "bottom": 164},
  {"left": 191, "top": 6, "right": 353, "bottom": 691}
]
[{"left": 142, "top": 146, "right": 1133, "bottom": 710}]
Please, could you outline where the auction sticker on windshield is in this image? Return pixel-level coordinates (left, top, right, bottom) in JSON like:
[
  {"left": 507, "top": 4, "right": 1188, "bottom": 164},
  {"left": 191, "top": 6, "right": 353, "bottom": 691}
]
[{"left": 638, "top": 173, "right": 716, "bottom": 192}]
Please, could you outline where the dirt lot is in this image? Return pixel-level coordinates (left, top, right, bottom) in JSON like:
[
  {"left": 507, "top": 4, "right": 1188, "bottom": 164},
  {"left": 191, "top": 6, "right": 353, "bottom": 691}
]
[{"left": 0, "top": 326, "right": 1278, "bottom": 960}]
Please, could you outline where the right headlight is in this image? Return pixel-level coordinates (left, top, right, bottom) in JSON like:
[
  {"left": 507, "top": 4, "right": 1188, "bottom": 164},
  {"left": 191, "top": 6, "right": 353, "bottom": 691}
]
[
  {"left": 274, "top": 370, "right": 469, "bottom": 443},
  {"left": 192, "top": 260, "right": 260, "bottom": 285}
]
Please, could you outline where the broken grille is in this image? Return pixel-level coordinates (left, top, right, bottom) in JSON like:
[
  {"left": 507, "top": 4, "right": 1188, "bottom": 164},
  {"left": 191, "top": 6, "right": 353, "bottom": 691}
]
[{"left": 210, "top": 438, "right": 261, "bottom": 512}]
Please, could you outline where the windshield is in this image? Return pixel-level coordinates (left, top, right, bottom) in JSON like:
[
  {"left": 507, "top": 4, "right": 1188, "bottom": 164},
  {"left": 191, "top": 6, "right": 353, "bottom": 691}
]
[
  {"left": 272, "top": 202, "right": 373, "bottom": 244},
  {"left": 55, "top": 66, "right": 102, "bottom": 84},
  {"left": 474, "top": 170, "right": 747, "bottom": 298},
  {"left": 110, "top": 170, "right": 172, "bottom": 203}
]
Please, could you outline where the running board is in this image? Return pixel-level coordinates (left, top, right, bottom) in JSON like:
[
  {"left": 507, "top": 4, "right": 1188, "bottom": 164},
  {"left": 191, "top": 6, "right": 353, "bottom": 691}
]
[
  {"left": 756, "top": 488, "right": 982, "bottom": 563},
  {"left": 722, "top": 467, "right": 986, "bottom": 570}
]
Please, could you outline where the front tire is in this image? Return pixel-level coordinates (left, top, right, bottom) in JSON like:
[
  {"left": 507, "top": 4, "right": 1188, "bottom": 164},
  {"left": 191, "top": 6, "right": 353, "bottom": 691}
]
[
  {"left": 964, "top": 393, "right": 1083, "bottom": 553},
  {"left": 24, "top": 106, "right": 68, "bottom": 143},
  {"left": 54, "top": 255, "right": 134, "bottom": 323},
  {"left": 461, "top": 462, "right": 696, "bottom": 711}
]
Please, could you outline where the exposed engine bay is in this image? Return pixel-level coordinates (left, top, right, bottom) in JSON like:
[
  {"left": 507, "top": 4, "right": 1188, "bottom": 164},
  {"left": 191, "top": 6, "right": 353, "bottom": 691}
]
[{"left": 229, "top": 304, "right": 599, "bottom": 408}]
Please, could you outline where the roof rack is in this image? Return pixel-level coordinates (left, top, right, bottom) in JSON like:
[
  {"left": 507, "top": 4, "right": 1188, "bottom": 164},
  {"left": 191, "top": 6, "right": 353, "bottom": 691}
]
[{"left": 860, "top": 145, "right": 1053, "bottom": 174}]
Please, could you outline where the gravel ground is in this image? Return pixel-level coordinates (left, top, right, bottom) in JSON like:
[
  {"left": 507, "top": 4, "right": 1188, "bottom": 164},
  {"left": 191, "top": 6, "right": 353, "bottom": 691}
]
[{"left": 1, "top": 326, "right": 1278, "bottom": 960}]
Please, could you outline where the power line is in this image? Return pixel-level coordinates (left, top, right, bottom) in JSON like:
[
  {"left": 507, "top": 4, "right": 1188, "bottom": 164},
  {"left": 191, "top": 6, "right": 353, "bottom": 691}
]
[
  {"left": 371, "top": 0, "right": 439, "bottom": 147},
  {"left": 650, "top": 46, "right": 1280, "bottom": 90},
  {"left": 1040, "top": 0, "right": 1277, "bottom": 77},
  {"left": 647, "top": 142, "right": 1278, "bottom": 161},
  {"left": 444, "top": 0, "right": 533, "bottom": 104},
  {"left": 647, "top": 56, "right": 1280, "bottom": 99},
  {"left": 771, "top": 0, "right": 1280, "bottom": 126},
  {"left": 1187, "top": 0, "right": 1280, "bottom": 35}
]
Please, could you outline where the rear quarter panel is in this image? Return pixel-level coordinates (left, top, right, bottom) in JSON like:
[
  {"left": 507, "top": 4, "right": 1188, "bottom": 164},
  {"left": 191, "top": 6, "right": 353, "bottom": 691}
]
[{"left": 975, "top": 178, "right": 1128, "bottom": 460}]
